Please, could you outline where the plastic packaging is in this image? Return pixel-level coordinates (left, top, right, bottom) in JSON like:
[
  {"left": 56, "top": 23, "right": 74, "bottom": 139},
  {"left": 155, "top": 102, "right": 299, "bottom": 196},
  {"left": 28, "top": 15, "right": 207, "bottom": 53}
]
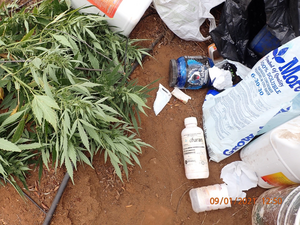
[
  {"left": 169, "top": 56, "right": 214, "bottom": 89},
  {"left": 153, "top": 0, "right": 225, "bottom": 41},
  {"left": 210, "top": 0, "right": 297, "bottom": 68},
  {"left": 252, "top": 185, "right": 300, "bottom": 225},
  {"left": 181, "top": 117, "right": 209, "bottom": 179},
  {"left": 70, "top": 0, "right": 152, "bottom": 36},
  {"left": 202, "top": 36, "right": 300, "bottom": 163},
  {"left": 240, "top": 115, "right": 300, "bottom": 189},
  {"left": 189, "top": 183, "right": 231, "bottom": 213},
  {"left": 153, "top": 84, "right": 172, "bottom": 116},
  {"left": 171, "top": 87, "right": 191, "bottom": 104},
  {"left": 250, "top": 25, "right": 281, "bottom": 58},
  {"left": 208, "top": 43, "right": 224, "bottom": 64}
]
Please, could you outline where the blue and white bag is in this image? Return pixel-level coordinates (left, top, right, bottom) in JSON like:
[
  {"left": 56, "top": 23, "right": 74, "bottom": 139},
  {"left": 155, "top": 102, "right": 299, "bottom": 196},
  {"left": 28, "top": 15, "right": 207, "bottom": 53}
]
[{"left": 203, "top": 36, "right": 300, "bottom": 162}]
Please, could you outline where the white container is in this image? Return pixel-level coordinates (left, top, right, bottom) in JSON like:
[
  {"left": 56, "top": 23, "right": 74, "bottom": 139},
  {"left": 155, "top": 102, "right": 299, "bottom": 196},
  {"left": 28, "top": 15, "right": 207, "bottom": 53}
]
[
  {"left": 70, "top": 0, "right": 153, "bottom": 36},
  {"left": 240, "top": 115, "right": 300, "bottom": 189},
  {"left": 181, "top": 117, "right": 209, "bottom": 179},
  {"left": 208, "top": 43, "right": 224, "bottom": 64},
  {"left": 189, "top": 183, "right": 231, "bottom": 213},
  {"left": 252, "top": 185, "right": 300, "bottom": 225}
]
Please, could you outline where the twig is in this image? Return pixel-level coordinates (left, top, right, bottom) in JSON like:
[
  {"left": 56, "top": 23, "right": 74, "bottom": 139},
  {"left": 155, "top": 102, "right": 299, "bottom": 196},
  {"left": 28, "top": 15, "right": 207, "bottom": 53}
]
[
  {"left": 212, "top": 219, "right": 221, "bottom": 224},
  {"left": 201, "top": 213, "right": 207, "bottom": 225},
  {"left": 170, "top": 182, "right": 189, "bottom": 205},
  {"left": 176, "top": 186, "right": 193, "bottom": 214},
  {"left": 75, "top": 67, "right": 104, "bottom": 72},
  {"left": 0, "top": 60, "right": 29, "bottom": 63},
  {"left": 232, "top": 205, "right": 247, "bottom": 217}
]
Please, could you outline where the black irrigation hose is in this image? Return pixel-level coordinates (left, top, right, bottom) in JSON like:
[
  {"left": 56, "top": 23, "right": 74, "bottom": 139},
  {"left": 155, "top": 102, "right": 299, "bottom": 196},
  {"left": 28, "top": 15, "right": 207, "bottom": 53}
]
[
  {"left": 42, "top": 33, "right": 164, "bottom": 224},
  {"left": 0, "top": 28, "right": 164, "bottom": 224},
  {"left": 42, "top": 171, "right": 70, "bottom": 225},
  {"left": 0, "top": 175, "right": 47, "bottom": 214}
]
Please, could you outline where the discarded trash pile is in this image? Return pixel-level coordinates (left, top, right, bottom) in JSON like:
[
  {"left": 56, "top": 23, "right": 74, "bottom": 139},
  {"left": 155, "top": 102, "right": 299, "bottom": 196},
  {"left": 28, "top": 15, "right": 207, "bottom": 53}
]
[
  {"left": 1, "top": 0, "right": 300, "bottom": 224},
  {"left": 151, "top": 0, "right": 300, "bottom": 223}
]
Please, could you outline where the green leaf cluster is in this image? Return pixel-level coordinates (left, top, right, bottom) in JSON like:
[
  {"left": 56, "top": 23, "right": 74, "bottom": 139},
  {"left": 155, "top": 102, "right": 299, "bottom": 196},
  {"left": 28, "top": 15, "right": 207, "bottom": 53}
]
[{"left": 0, "top": 0, "right": 153, "bottom": 192}]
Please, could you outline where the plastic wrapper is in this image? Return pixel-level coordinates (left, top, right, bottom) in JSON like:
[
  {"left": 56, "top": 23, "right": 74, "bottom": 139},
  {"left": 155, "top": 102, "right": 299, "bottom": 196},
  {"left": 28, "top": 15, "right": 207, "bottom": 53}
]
[{"left": 210, "top": 0, "right": 297, "bottom": 68}]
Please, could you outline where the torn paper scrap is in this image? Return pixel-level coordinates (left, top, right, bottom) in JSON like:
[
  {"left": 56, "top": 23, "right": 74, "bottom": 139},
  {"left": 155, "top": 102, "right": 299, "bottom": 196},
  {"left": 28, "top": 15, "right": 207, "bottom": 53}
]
[
  {"left": 209, "top": 66, "right": 233, "bottom": 91},
  {"left": 220, "top": 161, "right": 258, "bottom": 199},
  {"left": 171, "top": 87, "right": 191, "bottom": 104},
  {"left": 153, "top": 84, "right": 172, "bottom": 116}
]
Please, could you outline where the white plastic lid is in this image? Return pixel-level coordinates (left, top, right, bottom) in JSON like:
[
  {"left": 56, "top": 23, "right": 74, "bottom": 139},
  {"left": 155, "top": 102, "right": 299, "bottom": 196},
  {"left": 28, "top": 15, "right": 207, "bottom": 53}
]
[{"left": 184, "top": 117, "right": 197, "bottom": 126}]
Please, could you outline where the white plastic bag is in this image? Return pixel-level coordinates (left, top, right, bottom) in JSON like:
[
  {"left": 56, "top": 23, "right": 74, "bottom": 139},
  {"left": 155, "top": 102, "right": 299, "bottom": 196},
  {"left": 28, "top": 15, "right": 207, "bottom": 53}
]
[
  {"left": 153, "top": 0, "right": 225, "bottom": 41},
  {"left": 203, "top": 36, "right": 300, "bottom": 162}
]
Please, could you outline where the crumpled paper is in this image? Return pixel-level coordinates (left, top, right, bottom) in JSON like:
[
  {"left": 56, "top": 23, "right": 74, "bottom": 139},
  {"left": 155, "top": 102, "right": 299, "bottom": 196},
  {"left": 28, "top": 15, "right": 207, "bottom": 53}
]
[
  {"left": 153, "top": 84, "right": 172, "bottom": 116},
  {"left": 220, "top": 161, "right": 258, "bottom": 199},
  {"left": 209, "top": 66, "right": 233, "bottom": 91}
]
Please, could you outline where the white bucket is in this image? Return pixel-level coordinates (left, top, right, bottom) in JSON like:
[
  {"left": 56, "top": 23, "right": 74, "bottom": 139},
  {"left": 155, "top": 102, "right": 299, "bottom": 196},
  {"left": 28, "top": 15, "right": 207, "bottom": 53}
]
[
  {"left": 240, "top": 115, "right": 300, "bottom": 189},
  {"left": 70, "top": 0, "right": 153, "bottom": 36}
]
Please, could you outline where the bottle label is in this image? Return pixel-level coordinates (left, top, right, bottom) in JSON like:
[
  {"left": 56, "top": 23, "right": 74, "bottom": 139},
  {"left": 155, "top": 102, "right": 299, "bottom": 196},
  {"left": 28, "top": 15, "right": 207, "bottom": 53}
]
[
  {"left": 182, "top": 132, "right": 208, "bottom": 173},
  {"left": 87, "top": 0, "right": 123, "bottom": 18},
  {"left": 176, "top": 56, "right": 212, "bottom": 90},
  {"left": 261, "top": 172, "right": 298, "bottom": 187}
]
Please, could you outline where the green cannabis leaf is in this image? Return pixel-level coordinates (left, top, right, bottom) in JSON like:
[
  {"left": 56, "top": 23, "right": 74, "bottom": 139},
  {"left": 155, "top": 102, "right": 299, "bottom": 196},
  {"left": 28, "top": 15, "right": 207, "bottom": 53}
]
[{"left": 0, "top": 0, "right": 153, "bottom": 194}]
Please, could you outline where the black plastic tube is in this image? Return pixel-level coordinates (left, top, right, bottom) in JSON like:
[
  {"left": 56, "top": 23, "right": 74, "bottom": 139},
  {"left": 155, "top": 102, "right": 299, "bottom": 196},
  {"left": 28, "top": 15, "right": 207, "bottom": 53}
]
[
  {"left": 42, "top": 171, "right": 70, "bottom": 225},
  {"left": 0, "top": 175, "right": 47, "bottom": 214}
]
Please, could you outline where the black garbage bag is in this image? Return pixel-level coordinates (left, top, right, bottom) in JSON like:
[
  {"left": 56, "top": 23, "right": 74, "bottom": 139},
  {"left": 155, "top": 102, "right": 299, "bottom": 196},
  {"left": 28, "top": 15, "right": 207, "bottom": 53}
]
[{"left": 210, "top": 0, "right": 297, "bottom": 68}]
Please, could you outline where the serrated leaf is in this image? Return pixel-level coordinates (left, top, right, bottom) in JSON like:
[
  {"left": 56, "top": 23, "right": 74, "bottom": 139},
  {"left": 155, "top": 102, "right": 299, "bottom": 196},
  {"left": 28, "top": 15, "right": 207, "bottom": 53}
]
[
  {"left": 108, "top": 151, "right": 122, "bottom": 180},
  {"left": 18, "top": 143, "right": 43, "bottom": 150},
  {"left": 131, "top": 153, "right": 141, "bottom": 167},
  {"left": 41, "top": 149, "right": 49, "bottom": 170},
  {"left": 41, "top": 105, "right": 57, "bottom": 130},
  {"left": 68, "top": 143, "right": 77, "bottom": 170},
  {"left": 20, "top": 26, "right": 36, "bottom": 42},
  {"left": 65, "top": 156, "right": 74, "bottom": 183},
  {"left": 1, "top": 110, "right": 24, "bottom": 128},
  {"left": 103, "top": 114, "right": 124, "bottom": 123},
  {"left": 43, "top": 73, "right": 53, "bottom": 98},
  {"left": 46, "top": 64, "right": 58, "bottom": 83},
  {"left": 30, "top": 67, "right": 40, "bottom": 85},
  {"left": 31, "top": 95, "right": 59, "bottom": 129},
  {"left": 52, "top": 34, "right": 72, "bottom": 48},
  {"left": 35, "top": 95, "right": 59, "bottom": 109},
  {"left": 77, "top": 122, "right": 89, "bottom": 151},
  {"left": 11, "top": 115, "right": 26, "bottom": 143},
  {"left": 77, "top": 151, "right": 93, "bottom": 167},
  {"left": 85, "top": 27, "right": 97, "bottom": 41},
  {"left": 127, "top": 93, "right": 149, "bottom": 114},
  {"left": 64, "top": 110, "right": 71, "bottom": 132},
  {"left": 65, "top": 68, "right": 75, "bottom": 85},
  {"left": 31, "top": 97, "right": 43, "bottom": 125},
  {"left": 31, "top": 57, "right": 42, "bottom": 69},
  {"left": 0, "top": 138, "right": 21, "bottom": 152},
  {"left": 0, "top": 39, "right": 6, "bottom": 46},
  {"left": 87, "top": 50, "right": 99, "bottom": 70},
  {"left": 115, "top": 143, "right": 130, "bottom": 157},
  {"left": 99, "top": 104, "right": 120, "bottom": 115},
  {"left": 84, "top": 126, "right": 101, "bottom": 144}
]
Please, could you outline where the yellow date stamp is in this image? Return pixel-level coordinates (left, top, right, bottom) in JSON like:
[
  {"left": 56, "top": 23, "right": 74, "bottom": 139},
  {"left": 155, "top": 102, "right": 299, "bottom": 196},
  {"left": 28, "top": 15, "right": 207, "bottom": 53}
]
[{"left": 209, "top": 197, "right": 283, "bottom": 205}]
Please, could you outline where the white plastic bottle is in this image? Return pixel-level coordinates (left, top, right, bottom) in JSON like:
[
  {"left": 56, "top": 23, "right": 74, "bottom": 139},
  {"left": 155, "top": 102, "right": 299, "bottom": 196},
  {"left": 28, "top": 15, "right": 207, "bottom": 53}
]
[
  {"left": 189, "top": 184, "right": 231, "bottom": 213},
  {"left": 181, "top": 117, "right": 209, "bottom": 179}
]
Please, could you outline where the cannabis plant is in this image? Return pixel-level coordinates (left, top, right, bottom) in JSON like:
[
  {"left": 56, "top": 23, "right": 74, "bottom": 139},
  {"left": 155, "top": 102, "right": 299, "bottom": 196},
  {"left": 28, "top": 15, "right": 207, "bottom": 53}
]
[{"left": 0, "top": 0, "right": 153, "bottom": 191}]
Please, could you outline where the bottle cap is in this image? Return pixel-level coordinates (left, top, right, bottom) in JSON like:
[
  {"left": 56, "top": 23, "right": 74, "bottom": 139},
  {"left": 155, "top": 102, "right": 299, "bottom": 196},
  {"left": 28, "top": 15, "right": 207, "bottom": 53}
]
[{"left": 184, "top": 117, "right": 197, "bottom": 126}]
